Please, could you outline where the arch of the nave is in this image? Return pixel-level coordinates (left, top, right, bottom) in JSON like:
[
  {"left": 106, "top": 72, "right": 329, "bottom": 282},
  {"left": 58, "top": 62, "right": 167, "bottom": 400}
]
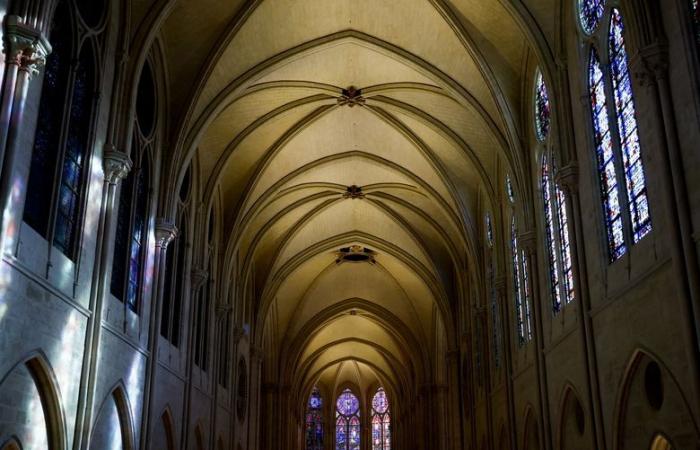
[{"left": 0, "top": 0, "right": 699, "bottom": 450}]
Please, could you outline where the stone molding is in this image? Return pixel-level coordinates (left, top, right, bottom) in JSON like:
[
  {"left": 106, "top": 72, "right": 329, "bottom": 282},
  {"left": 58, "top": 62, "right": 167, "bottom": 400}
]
[
  {"left": 103, "top": 148, "right": 132, "bottom": 185},
  {"left": 3, "top": 15, "right": 50, "bottom": 78},
  {"left": 154, "top": 219, "right": 177, "bottom": 250}
]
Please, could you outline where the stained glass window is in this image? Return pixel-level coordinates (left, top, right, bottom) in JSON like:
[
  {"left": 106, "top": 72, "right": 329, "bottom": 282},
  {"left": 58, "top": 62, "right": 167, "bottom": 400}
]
[
  {"left": 511, "top": 217, "right": 525, "bottom": 344},
  {"left": 371, "top": 388, "right": 390, "bottom": 450},
  {"left": 24, "top": 0, "right": 106, "bottom": 261},
  {"left": 609, "top": 9, "right": 651, "bottom": 243},
  {"left": 556, "top": 186, "right": 575, "bottom": 304},
  {"left": 336, "top": 389, "right": 360, "bottom": 450},
  {"left": 486, "top": 213, "right": 494, "bottom": 247},
  {"left": 534, "top": 69, "right": 551, "bottom": 141},
  {"left": 506, "top": 176, "right": 515, "bottom": 202},
  {"left": 24, "top": 2, "right": 71, "bottom": 237},
  {"left": 306, "top": 387, "right": 324, "bottom": 450},
  {"left": 589, "top": 49, "right": 626, "bottom": 261},
  {"left": 578, "top": 0, "right": 606, "bottom": 34},
  {"left": 542, "top": 156, "right": 562, "bottom": 312},
  {"left": 521, "top": 249, "right": 533, "bottom": 341}
]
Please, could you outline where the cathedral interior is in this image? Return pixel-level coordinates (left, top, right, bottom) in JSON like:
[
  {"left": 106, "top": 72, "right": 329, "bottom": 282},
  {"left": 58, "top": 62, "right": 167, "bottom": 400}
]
[{"left": 1, "top": 0, "right": 700, "bottom": 449}]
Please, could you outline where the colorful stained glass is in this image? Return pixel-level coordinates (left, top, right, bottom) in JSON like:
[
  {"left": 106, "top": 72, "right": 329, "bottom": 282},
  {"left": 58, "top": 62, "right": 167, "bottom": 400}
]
[
  {"left": 609, "top": 9, "right": 652, "bottom": 243},
  {"left": 511, "top": 217, "right": 525, "bottom": 344},
  {"left": 534, "top": 69, "right": 551, "bottom": 141},
  {"left": 578, "top": 0, "right": 606, "bottom": 34},
  {"left": 589, "top": 48, "right": 626, "bottom": 261},
  {"left": 306, "top": 387, "right": 324, "bottom": 450},
  {"left": 542, "top": 156, "right": 562, "bottom": 313},
  {"left": 336, "top": 389, "right": 360, "bottom": 450},
  {"left": 556, "top": 186, "right": 575, "bottom": 304},
  {"left": 371, "top": 388, "right": 390, "bottom": 450}
]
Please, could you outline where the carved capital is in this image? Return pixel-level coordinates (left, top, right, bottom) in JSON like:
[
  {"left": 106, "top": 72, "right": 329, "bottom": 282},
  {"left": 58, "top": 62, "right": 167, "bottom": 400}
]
[
  {"left": 630, "top": 43, "right": 668, "bottom": 87},
  {"left": 154, "top": 219, "right": 177, "bottom": 250},
  {"left": 103, "top": 148, "right": 132, "bottom": 185},
  {"left": 190, "top": 268, "right": 209, "bottom": 291},
  {"left": 518, "top": 230, "right": 537, "bottom": 255},
  {"left": 555, "top": 162, "right": 579, "bottom": 194},
  {"left": 4, "top": 16, "right": 50, "bottom": 79}
]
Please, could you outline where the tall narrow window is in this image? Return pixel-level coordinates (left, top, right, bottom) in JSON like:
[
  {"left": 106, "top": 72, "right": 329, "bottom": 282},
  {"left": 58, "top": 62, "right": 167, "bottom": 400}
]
[
  {"left": 161, "top": 166, "right": 191, "bottom": 347},
  {"left": 511, "top": 217, "right": 525, "bottom": 344},
  {"left": 583, "top": 4, "right": 652, "bottom": 262},
  {"left": 609, "top": 9, "right": 651, "bottom": 243},
  {"left": 306, "top": 387, "right": 324, "bottom": 450},
  {"left": 336, "top": 389, "right": 360, "bottom": 450},
  {"left": 542, "top": 156, "right": 562, "bottom": 312},
  {"left": 195, "top": 208, "right": 215, "bottom": 371},
  {"left": 556, "top": 186, "right": 575, "bottom": 304},
  {"left": 24, "top": 0, "right": 106, "bottom": 260},
  {"left": 371, "top": 388, "right": 391, "bottom": 450},
  {"left": 486, "top": 212, "right": 500, "bottom": 369},
  {"left": 589, "top": 49, "right": 626, "bottom": 261},
  {"left": 111, "top": 62, "right": 156, "bottom": 313}
]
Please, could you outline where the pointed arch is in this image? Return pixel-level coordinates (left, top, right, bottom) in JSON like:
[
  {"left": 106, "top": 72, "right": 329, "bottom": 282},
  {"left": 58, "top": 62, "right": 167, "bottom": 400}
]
[
  {"left": 194, "top": 424, "right": 205, "bottom": 450},
  {"left": 522, "top": 406, "right": 541, "bottom": 450},
  {"left": 557, "top": 384, "right": 588, "bottom": 450},
  {"left": 613, "top": 349, "right": 699, "bottom": 450},
  {"left": 110, "top": 384, "right": 135, "bottom": 450},
  {"left": 160, "top": 407, "right": 176, "bottom": 450},
  {"left": 0, "top": 437, "right": 22, "bottom": 450}
]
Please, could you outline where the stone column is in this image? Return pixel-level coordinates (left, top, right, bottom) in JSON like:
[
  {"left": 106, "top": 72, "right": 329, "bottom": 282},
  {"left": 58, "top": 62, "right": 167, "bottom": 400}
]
[
  {"left": 519, "top": 230, "right": 553, "bottom": 450},
  {"left": 445, "top": 349, "right": 461, "bottom": 450},
  {"left": 181, "top": 267, "right": 208, "bottom": 450},
  {"left": 74, "top": 149, "right": 132, "bottom": 450},
  {"left": 140, "top": 220, "right": 177, "bottom": 449},
  {"left": 0, "top": 16, "right": 49, "bottom": 253},
  {"left": 556, "top": 163, "right": 606, "bottom": 450}
]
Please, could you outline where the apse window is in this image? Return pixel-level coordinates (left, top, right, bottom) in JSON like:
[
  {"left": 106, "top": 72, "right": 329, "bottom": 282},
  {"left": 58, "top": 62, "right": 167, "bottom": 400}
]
[
  {"left": 306, "top": 387, "right": 324, "bottom": 450},
  {"left": 371, "top": 387, "right": 391, "bottom": 450},
  {"left": 336, "top": 389, "right": 361, "bottom": 450}
]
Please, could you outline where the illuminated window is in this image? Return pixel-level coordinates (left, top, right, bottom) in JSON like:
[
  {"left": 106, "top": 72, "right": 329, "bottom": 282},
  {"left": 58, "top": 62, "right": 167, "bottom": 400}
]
[
  {"left": 336, "top": 389, "right": 360, "bottom": 450},
  {"left": 511, "top": 217, "right": 532, "bottom": 344},
  {"left": 692, "top": 0, "right": 700, "bottom": 48},
  {"left": 306, "top": 387, "right": 324, "bottom": 450},
  {"left": 534, "top": 69, "right": 551, "bottom": 141},
  {"left": 585, "top": 6, "right": 651, "bottom": 262},
  {"left": 24, "top": 0, "right": 107, "bottom": 260},
  {"left": 578, "top": 0, "right": 606, "bottom": 34},
  {"left": 371, "top": 388, "right": 391, "bottom": 450}
]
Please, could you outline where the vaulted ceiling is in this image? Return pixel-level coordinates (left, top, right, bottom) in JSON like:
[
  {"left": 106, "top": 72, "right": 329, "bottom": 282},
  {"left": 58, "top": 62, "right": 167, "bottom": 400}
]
[{"left": 134, "top": 0, "right": 556, "bottom": 407}]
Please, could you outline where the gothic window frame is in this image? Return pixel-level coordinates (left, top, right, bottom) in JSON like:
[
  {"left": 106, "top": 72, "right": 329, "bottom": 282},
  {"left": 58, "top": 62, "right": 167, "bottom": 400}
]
[
  {"left": 194, "top": 206, "right": 217, "bottom": 372},
  {"left": 23, "top": 0, "right": 109, "bottom": 261},
  {"left": 110, "top": 60, "right": 158, "bottom": 314},
  {"left": 161, "top": 165, "right": 192, "bottom": 347},
  {"left": 485, "top": 211, "right": 501, "bottom": 370},
  {"left": 507, "top": 180, "right": 533, "bottom": 346},
  {"left": 306, "top": 386, "right": 324, "bottom": 450},
  {"left": 335, "top": 388, "right": 361, "bottom": 450},
  {"left": 534, "top": 68, "right": 576, "bottom": 314},
  {"left": 370, "top": 387, "right": 391, "bottom": 450},
  {"left": 580, "top": 0, "right": 653, "bottom": 263}
]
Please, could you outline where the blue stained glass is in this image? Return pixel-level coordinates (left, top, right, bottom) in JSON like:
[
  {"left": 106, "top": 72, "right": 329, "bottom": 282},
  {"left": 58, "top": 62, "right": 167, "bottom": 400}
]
[
  {"left": 371, "top": 388, "right": 390, "bottom": 450},
  {"left": 542, "top": 157, "right": 562, "bottom": 313},
  {"left": 579, "top": 0, "right": 606, "bottom": 34},
  {"left": 336, "top": 389, "right": 361, "bottom": 450},
  {"left": 589, "top": 48, "right": 627, "bottom": 261},
  {"left": 534, "top": 69, "right": 551, "bottom": 141},
  {"left": 609, "top": 9, "right": 652, "bottom": 243},
  {"left": 306, "top": 387, "right": 324, "bottom": 450}
]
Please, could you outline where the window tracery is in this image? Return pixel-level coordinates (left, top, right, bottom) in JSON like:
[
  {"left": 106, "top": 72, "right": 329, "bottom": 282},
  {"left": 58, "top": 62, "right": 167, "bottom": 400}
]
[
  {"left": 336, "top": 389, "right": 360, "bottom": 450},
  {"left": 371, "top": 388, "right": 390, "bottom": 450},
  {"left": 583, "top": 3, "right": 652, "bottom": 262},
  {"left": 306, "top": 387, "right": 324, "bottom": 450}
]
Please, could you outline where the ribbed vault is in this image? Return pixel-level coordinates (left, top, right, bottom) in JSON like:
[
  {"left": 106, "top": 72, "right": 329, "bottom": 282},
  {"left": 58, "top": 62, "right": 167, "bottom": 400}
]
[{"left": 155, "top": 0, "right": 540, "bottom": 447}]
